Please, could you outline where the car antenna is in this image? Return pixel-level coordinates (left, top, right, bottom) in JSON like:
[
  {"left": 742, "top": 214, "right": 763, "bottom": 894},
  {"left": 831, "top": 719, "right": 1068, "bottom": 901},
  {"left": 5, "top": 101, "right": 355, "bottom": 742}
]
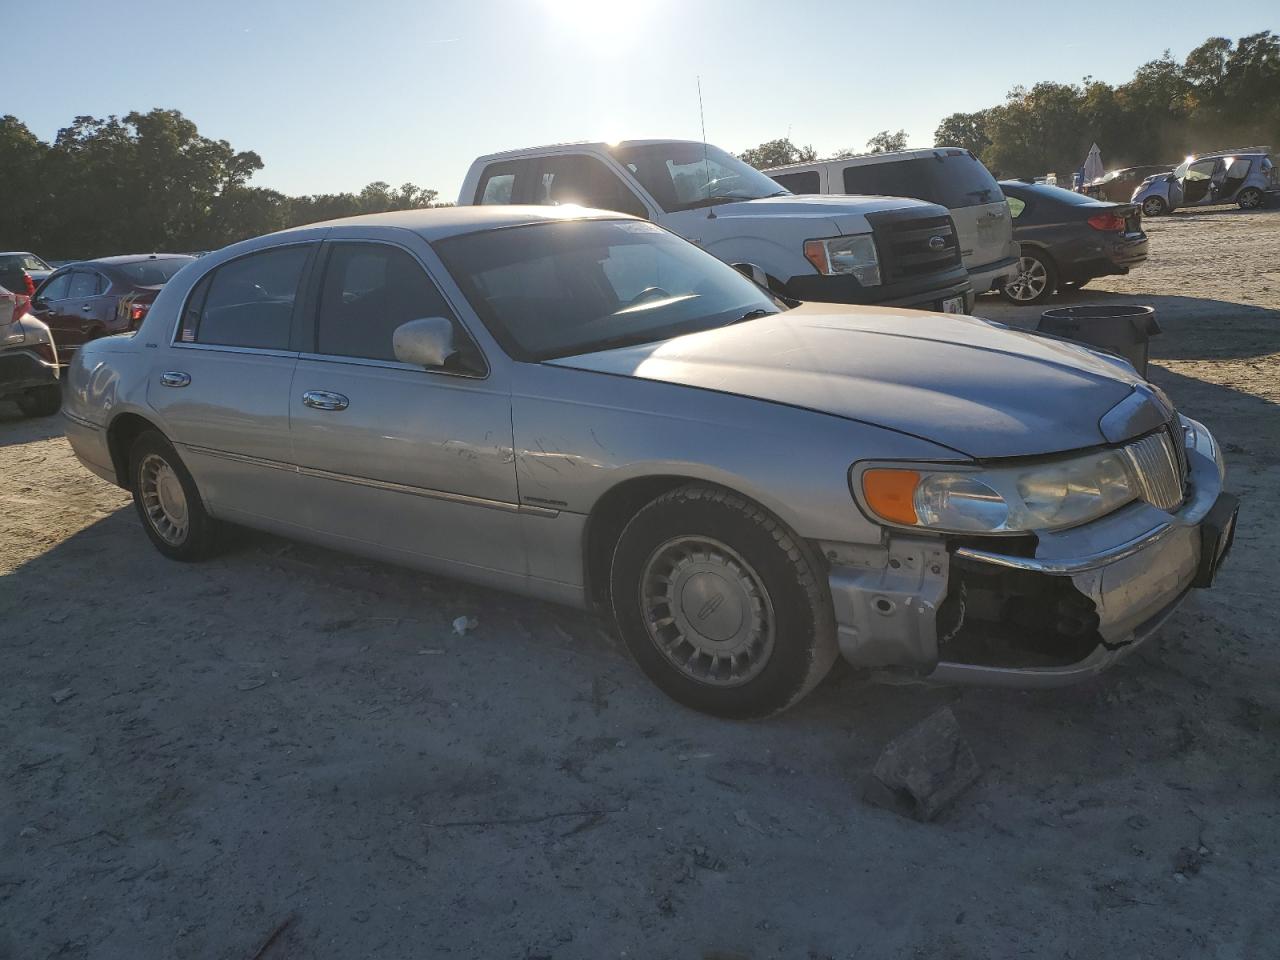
[{"left": 698, "top": 76, "right": 716, "bottom": 219}]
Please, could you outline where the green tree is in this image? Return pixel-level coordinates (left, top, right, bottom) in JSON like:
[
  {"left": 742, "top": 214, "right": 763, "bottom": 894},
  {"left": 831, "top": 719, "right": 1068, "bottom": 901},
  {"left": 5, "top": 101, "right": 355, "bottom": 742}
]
[
  {"left": 737, "top": 138, "right": 817, "bottom": 169},
  {"left": 865, "top": 129, "right": 909, "bottom": 154},
  {"left": 0, "top": 108, "right": 442, "bottom": 258},
  {"left": 933, "top": 112, "right": 991, "bottom": 156}
]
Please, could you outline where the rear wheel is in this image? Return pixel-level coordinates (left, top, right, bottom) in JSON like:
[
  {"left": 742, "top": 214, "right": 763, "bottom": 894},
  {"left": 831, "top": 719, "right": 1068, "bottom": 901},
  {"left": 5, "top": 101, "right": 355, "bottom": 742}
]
[
  {"left": 610, "top": 484, "right": 837, "bottom": 719},
  {"left": 129, "top": 430, "right": 218, "bottom": 561},
  {"left": 16, "top": 385, "right": 61, "bottom": 417},
  {"left": 1000, "top": 249, "right": 1056, "bottom": 305},
  {"left": 1141, "top": 196, "right": 1167, "bottom": 217},
  {"left": 1237, "top": 187, "right": 1263, "bottom": 210}
]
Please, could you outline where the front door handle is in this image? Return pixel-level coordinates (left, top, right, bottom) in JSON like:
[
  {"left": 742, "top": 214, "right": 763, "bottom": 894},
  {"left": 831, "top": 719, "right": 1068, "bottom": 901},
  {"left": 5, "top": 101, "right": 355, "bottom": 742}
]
[
  {"left": 302, "top": 390, "right": 349, "bottom": 411},
  {"left": 159, "top": 371, "right": 191, "bottom": 388},
  {"left": 81, "top": 305, "right": 93, "bottom": 312}
]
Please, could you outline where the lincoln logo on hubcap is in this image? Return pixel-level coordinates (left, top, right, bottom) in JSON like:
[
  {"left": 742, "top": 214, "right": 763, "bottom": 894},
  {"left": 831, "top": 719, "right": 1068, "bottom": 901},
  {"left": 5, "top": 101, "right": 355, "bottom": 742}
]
[{"left": 696, "top": 593, "right": 725, "bottom": 621}]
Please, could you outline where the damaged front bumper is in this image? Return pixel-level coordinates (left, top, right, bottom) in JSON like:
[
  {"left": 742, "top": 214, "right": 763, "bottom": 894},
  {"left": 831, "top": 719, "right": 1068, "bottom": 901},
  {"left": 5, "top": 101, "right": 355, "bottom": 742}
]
[{"left": 827, "top": 417, "right": 1236, "bottom": 688}]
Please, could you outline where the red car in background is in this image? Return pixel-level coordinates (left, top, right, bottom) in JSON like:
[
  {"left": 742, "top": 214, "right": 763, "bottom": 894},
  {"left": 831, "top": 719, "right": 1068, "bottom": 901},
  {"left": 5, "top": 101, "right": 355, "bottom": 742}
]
[{"left": 30, "top": 254, "right": 195, "bottom": 362}]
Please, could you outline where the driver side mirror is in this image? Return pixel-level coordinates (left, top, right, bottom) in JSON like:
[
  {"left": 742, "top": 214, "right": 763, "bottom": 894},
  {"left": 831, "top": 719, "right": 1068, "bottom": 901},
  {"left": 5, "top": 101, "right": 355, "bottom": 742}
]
[{"left": 393, "top": 316, "right": 457, "bottom": 369}]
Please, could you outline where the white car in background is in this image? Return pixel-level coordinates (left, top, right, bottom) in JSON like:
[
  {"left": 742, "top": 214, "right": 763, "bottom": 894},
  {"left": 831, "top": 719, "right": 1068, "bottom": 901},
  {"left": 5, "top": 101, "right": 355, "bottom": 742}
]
[{"left": 766, "top": 148, "right": 1019, "bottom": 296}]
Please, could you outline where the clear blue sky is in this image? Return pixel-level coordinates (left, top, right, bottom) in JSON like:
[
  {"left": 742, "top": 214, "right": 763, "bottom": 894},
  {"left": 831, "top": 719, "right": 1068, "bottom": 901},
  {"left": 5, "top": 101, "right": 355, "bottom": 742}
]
[{"left": 9, "top": 0, "right": 1277, "bottom": 200}]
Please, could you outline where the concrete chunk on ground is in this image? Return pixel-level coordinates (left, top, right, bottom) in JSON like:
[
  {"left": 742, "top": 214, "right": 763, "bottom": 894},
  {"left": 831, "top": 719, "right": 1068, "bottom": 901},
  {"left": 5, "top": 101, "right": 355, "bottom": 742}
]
[{"left": 864, "top": 706, "right": 981, "bottom": 821}]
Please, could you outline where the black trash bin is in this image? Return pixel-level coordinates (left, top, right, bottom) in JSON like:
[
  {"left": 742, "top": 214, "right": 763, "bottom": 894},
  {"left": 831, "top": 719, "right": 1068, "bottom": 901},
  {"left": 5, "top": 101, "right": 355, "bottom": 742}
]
[{"left": 1037, "top": 305, "right": 1161, "bottom": 377}]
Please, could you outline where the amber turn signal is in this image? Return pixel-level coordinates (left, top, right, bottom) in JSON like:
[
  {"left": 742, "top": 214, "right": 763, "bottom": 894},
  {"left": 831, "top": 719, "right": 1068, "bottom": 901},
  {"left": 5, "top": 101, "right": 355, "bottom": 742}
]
[{"left": 861, "top": 468, "right": 921, "bottom": 525}]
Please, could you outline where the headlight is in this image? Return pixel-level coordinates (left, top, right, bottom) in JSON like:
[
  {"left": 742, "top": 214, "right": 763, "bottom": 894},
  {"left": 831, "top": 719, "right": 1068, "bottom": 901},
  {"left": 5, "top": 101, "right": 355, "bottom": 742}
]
[
  {"left": 859, "top": 448, "right": 1139, "bottom": 534},
  {"left": 803, "top": 235, "right": 881, "bottom": 286}
]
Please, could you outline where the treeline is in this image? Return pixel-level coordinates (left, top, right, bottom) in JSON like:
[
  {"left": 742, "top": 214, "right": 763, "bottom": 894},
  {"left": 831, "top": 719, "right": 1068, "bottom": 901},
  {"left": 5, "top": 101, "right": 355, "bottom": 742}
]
[
  {"left": 734, "top": 32, "right": 1279, "bottom": 179},
  {"left": 936, "top": 31, "right": 1280, "bottom": 177},
  {"left": 0, "top": 109, "right": 442, "bottom": 259}
]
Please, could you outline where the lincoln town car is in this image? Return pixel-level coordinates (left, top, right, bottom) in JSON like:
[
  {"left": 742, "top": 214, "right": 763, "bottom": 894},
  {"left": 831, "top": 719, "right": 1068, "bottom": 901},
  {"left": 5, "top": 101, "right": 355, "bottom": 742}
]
[{"left": 61, "top": 207, "right": 1238, "bottom": 717}]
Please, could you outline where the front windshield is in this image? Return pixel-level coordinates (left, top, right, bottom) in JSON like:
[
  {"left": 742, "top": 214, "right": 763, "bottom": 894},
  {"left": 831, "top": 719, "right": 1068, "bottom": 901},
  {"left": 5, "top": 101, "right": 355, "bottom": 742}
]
[
  {"left": 609, "top": 142, "right": 788, "bottom": 213},
  {"left": 436, "top": 219, "right": 783, "bottom": 362}
]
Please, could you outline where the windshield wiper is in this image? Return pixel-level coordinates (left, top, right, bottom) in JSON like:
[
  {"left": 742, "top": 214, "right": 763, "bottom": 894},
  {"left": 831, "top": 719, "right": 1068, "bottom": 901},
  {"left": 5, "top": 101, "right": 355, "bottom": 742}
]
[
  {"left": 681, "top": 194, "right": 761, "bottom": 210},
  {"left": 727, "top": 308, "right": 774, "bottom": 325}
]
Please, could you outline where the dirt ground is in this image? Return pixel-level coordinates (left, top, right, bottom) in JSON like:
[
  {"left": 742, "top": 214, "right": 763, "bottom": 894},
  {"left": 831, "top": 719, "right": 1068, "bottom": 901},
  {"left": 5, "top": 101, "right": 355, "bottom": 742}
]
[{"left": 3, "top": 206, "right": 1278, "bottom": 960}]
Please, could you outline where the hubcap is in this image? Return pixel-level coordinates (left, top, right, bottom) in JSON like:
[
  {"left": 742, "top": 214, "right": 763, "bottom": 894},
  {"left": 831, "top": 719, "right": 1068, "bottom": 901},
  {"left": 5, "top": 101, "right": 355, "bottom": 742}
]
[
  {"left": 1143, "top": 198, "right": 1163, "bottom": 216},
  {"left": 1240, "top": 190, "right": 1260, "bottom": 209},
  {"left": 139, "top": 454, "right": 189, "bottom": 545},
  {"left": 639, "top": 536, "right": 775, "bottom": 687},
  {"left": 1005, "top": 256, "right": 1048, "bottom": 302}
]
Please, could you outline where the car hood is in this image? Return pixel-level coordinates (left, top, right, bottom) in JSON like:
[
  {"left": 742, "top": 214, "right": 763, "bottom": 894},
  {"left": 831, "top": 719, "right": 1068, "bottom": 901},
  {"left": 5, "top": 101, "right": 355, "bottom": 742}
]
[
  {"left": 692, "top": 193, "right": 945, "bottom": 234},
  {"left": 548, "top": 303, "right": 1149, "bottom": 459}
]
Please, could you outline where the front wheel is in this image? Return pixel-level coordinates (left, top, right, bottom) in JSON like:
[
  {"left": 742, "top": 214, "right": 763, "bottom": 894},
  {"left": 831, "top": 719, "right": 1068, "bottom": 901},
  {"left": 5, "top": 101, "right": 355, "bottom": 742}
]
[
  {"left": 1000, "top": 250, "right": 1057, "bottom": 305},
  {"left": 1237, "top": 187, "right": 1264, "bottom": 210},
  {"left": 1141, "top": 195, "right": 1167, "bottom": 217},
  {"left": 610, "top": 484, "right": 837, "bottom": 719},
  {"left": 129, "top": 430, "right": 219, "bottom": 561},
  {"left": 16, "top": 385, "right": 61, "bottom": 417}
]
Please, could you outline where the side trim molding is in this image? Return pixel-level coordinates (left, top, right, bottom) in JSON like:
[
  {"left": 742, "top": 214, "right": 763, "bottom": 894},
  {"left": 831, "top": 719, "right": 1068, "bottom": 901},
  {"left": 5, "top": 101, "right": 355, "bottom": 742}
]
[{"left": 179, "top": 442, "right": 557, "bottom": 517}]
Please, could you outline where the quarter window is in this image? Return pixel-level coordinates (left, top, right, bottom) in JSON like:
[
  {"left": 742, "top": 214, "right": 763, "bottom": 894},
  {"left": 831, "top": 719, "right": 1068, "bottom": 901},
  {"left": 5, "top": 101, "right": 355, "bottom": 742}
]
[
  {"left": 314, "top": 243, "right": 462, "bottom": 363},
  {"left": 179, "top": 245, "right": 311, "bottom": 350},
  {"left": 534, "top": 155, "right": 649, "bottom": 218},
  {"left": 1006, "top": 196, "right": 1026, "bottom": 218}
]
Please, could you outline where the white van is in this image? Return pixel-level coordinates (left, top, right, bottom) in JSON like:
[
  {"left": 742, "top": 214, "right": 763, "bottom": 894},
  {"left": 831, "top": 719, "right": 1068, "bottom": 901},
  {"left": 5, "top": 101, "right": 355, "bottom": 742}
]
[{"left": 765, "top": 148, "right": 1019, "bottom": 295}]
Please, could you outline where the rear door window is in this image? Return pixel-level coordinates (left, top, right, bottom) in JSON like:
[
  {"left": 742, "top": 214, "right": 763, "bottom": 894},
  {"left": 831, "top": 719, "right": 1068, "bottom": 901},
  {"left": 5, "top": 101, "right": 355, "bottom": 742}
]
[
  {"left": 533, "top": 154, "right": 649, "bottom": 218},
  {"left": 68, "top": 271, "right": 103, "bottom": 299},
  {"left": 475, "top": 161, "right": 525, "bottom": 205},
  {"left": 842, "top": 152, "right": 1000, "bottom": 208},
  {"left": 770, "top": 170, "right": 819, "bottom": 193},
  {"left": 179, "top": 245, "right": 312, "bottom": 350}
]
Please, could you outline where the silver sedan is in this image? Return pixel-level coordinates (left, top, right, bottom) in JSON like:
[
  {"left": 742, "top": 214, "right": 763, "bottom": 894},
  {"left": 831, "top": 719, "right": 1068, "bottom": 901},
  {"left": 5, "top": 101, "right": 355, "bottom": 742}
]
[{"left": 62, "top": 206, "right": 1238, "bottom": 718}]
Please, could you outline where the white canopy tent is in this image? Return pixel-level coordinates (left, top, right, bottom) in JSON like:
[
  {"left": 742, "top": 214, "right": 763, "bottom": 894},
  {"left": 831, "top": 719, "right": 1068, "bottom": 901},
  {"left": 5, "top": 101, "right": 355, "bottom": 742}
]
[{"left": 1082, "top": 143, "right": 1105, "bottom": 184}]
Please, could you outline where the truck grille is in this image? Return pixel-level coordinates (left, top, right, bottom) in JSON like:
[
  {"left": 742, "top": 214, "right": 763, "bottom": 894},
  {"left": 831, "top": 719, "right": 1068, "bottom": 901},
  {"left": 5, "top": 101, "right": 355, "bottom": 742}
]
[
  {"left": 1123, "top": 426, "right": 1187, "bottom": 512},
  {"left": 870, "top": 214, "right": 962, "bottom": 283}
]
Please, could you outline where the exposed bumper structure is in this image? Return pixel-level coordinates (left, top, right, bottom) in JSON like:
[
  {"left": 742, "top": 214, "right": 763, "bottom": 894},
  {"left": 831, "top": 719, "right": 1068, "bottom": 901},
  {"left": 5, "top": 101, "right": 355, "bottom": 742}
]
[{"left": 827, "top": 417, "right": 1235, "bottom": 687}]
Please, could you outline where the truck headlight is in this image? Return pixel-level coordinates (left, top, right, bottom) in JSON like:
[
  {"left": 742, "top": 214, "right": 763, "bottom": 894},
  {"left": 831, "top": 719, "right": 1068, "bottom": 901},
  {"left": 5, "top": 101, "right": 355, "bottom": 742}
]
[
  {"left": 858, "top": 448, "right": 1139, "bottom": 534},
  {"left": 803, "top": 235, "right": 881, "bottom": 286}
]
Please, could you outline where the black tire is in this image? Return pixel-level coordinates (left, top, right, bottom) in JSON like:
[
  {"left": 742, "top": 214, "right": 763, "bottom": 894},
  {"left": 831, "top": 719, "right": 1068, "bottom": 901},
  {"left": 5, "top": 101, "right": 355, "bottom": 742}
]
[
  {"left": 1141, "top": 195, "right": 1167, "bottom": 217},
  {"left": 128, "top": 430, "right": 218, "bottom": 561},
  {"left": 1237, "top": 187, "right": 1263, "bottom": 210},
  {"left": 16, "top": 384, "right": 61, "bottom": 417},
  {"left": 609, "top": 484, "right": 837, "bottom": 719},
  {"left": 1000, "top": 248, "right": 1057, "bottom": 305}
]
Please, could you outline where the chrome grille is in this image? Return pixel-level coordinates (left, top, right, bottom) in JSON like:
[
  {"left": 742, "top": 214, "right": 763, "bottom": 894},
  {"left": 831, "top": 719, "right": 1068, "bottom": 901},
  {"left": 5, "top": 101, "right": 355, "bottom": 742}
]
[{"left": 1124, "top": 427, "right": 1186, "bottom": 512}]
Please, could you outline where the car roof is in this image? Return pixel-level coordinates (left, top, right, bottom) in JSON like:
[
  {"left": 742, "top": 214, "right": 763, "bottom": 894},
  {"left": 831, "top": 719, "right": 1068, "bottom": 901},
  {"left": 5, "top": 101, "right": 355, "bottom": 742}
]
[
  {"left": 76, "top": 254, "right": 195, "bottom": 267},
  {"left": 291, "top": 204, "right": 635, "bottom": 242},
  {"left": 765, "top": 146, "right": 970, "bottom": 173},
  {"left": 0, "top": 251, "right": 40, "bottom": 257},
  {"left": 472, "top": 139, "right": 704, "bottom": 163}
]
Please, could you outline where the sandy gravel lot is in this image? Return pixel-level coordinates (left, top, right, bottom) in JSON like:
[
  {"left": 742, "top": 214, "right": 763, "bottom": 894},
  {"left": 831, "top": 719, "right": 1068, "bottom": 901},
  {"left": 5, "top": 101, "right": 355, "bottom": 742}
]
[{"left": 2, "top": 206, "right": 1278, "bottom": 959}]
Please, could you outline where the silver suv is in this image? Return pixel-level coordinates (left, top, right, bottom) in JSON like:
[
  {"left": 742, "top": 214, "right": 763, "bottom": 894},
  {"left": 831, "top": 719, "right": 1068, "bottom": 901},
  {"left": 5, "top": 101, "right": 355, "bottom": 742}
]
[{"left": 1132, "top": 147, "right": 1278, "bottom": 215}]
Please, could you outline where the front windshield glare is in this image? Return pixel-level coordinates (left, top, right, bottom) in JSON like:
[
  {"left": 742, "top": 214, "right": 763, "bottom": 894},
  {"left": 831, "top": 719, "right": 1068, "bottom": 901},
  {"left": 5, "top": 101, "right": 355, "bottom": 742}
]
[
  {"left": 436, "top": 219, "right": 783, "bottom": 362},
  {"left": 610, "top": 142, "right": 788, "bottom": 213}
]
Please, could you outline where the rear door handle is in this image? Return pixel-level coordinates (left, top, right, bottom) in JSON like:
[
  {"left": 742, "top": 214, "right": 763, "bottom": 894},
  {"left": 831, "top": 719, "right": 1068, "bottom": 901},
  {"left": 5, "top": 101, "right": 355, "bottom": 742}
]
[
  {"left": 159, "top": 371, "right": 191, "bottom": 388},
  {"left": 302, "top": 390, "right": 349, "bottom": 411}
]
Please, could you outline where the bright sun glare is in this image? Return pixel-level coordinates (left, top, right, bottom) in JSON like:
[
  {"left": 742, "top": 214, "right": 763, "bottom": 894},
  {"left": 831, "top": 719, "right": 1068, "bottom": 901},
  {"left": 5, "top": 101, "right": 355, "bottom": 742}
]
[{"left": 543, "top": 0, "right": 654, "bottom": 45}]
